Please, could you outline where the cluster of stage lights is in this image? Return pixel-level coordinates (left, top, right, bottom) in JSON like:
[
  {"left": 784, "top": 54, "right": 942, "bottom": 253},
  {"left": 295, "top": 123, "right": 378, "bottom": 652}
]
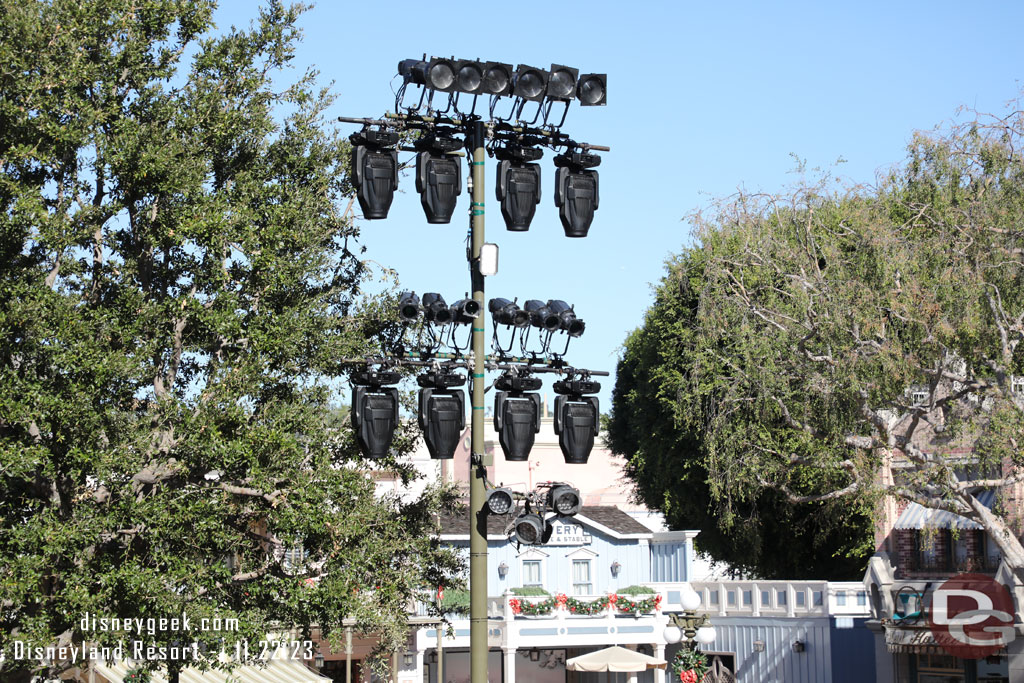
[
  {"left": 348, "top": 57, "right": 604, "bottom": 237},
  {"left": 348, "top": 296, "right": 600, "bottom": 465},
  {"left": 483, "top": 482, "right": 583, "bottom": 546}
]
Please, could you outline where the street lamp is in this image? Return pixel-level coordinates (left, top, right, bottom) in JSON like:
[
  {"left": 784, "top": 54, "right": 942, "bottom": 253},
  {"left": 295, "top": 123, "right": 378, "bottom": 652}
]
[{"left": 663, "top": 589, "right": 717, "bottom": 649}]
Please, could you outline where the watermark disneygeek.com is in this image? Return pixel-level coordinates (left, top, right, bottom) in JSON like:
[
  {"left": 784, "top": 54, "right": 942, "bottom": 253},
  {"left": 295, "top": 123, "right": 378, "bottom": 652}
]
[{"left": 5, "top": 611, "right": 313, "bottom": 665}]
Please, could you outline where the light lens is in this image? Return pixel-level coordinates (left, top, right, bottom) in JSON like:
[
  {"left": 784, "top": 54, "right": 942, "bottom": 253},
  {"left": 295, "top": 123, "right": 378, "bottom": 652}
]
[
  {"left": 547, "top": 64, "right": 579, "bottom": 100},
  {"left": 516, "top": 519, "right": 539, "bottom": 543},
  {"left": 577, "top": 74, "right": 606, "bottom": 106},
  {"left": 482, "top": 62, "right": 514, "bottom": 96},
  {"left": 487, "top": 490, "right": 513, "bottom": 515},
  {"left": 457, "top": 63, "right": 483, "bottom": 93},
  {"left": 428, "top": 63, "right": 455, "bottom": 90},
  {"left": 519, "top": 73, "right": 543, "bottom": 98}
]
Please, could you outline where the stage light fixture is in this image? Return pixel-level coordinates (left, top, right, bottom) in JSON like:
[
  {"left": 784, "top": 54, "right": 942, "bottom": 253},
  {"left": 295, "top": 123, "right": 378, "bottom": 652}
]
[
  {"left": 489, "top": 298, "right": 529, "bottom": 328},
  {"left": 547, "top": 64, "right": 580, "bottom": 101},
  {"left": 350, "top": 129, "right": 399, "bottom": 220},
  {"left": 482, "top": 61, "right": 514, "bottom": 96},
  {"left": 417, "top": 370, "right": 466, "bottom": 460},
  {"left": 397, "top": 58, "right": 428, "bottom": 84},
  {"left": 523, "top": 300, "right": 560, "bottom": 332},
  {"left": 495, "top": 145, "right": 543, "bottom": 231},
  {"left": 554, "top": 151, "right": 601, "bottom": 238},
  {"left": 547, "top": 484, "right": 582, "bottom": 516},
  {"left": 553, "top": 378, "right": 601, "bottom": 464},
  {"left": 485, "top": 487, "right": 515, "bottom": 515},
  {"left": 576, "top": 73, "right": 607, "bottom": 106},
  {"left": 425, "top": 56, "right": 459, "bottom": 92},
  {"left": 397, "top": 291, "right": 421, "bottom": 321},
  {"left": 350, "top": 369, "right": 402, "bottom": 459},
  {"left": 494, "top": 374, "right": 543, "bottom": 461},
  {"left": 513, "top": 64, "right": 548, "bottom": 102},
  {"left": 512, "top": 512, "right": 551, "bottom": 545},
  {"left": 545, "top": 300, "right": 585, "bottom": 337},
  {"left": 415, "top": 136, "right": 462, "bottom": 224},
  {"left": 451, "top": 298, "right": 481, "bottom": 324},
  {"left": 454, "top": 60, "right": 485, "bottom": 95},
  {"left": 422, "top": 293, "right": 453, "bottom": 324}
]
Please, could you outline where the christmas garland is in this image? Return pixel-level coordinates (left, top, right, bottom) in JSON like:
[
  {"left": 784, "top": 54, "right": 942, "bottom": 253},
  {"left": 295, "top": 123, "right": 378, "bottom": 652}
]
[
  {"left": 510, "top": 592, "right": 665, "bottom": 616},
  {"left": 671, "top": 649, "right": 709, "bottom": 683},
  {"left": 616, "top": 594, "right": 662, "bottom": 614}
]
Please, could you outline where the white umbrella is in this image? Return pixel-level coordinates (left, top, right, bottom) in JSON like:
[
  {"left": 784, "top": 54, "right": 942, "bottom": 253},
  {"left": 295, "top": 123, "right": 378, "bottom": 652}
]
[{"left": 566, "top": 645, "right": 667, "bottom": 683}]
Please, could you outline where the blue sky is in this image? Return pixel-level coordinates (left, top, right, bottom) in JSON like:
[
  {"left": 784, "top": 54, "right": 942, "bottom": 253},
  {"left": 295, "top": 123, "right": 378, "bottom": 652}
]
[{"left": 214, "top": 0, "right": 1024, "bottom": 410}]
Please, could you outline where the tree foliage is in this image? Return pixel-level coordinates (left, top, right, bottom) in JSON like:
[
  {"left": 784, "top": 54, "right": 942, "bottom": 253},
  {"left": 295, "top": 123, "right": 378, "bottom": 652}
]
[
  {"left": 0, "top": 1, "right": 459, "bottom": 679},
  {"left": 611, "top": 97, "right": 1024, "bottom": 580}
]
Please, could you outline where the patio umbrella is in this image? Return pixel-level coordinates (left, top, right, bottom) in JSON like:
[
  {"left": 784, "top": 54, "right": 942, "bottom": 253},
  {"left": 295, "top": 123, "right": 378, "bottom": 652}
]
[{"left": 566, "top": 645, "right": 667, "bottom": 683}]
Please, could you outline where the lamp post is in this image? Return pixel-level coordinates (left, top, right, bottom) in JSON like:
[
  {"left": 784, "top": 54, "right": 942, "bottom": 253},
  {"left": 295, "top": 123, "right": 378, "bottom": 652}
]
[{"left": 663, "top": 589, "right": 717, "bottom": 649}]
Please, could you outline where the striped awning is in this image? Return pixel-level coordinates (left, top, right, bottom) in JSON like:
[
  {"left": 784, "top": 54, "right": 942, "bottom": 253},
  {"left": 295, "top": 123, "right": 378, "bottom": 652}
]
[{"left": 893, "top": 490, "right": 996, "bottom": 531}]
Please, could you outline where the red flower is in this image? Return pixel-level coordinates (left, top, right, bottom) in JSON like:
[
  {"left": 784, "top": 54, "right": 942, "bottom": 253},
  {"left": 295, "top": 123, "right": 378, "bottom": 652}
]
[
  {"left": 607, "top": 593, "right": 618, "bottom": 605},
  {"left": 509, "top": 598, "right": 522, "bottom": 614},
  {"left": 555, "top": 593, "right": 568, "bottom": 606},
  {"left": 680, "top": 670, "right": 697, "bottom": 683}
]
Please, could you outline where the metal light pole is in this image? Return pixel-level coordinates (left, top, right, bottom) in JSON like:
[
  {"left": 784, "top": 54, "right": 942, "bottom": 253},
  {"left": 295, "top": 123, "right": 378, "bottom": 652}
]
[{"left": 467, "top": 119, "right": 489, "bottom": 683}]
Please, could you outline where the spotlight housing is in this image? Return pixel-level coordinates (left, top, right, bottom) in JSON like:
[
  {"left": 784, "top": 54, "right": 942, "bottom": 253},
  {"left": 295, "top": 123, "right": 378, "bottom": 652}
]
[
  {"left": 546, "top": 300, "right": 585, "bottom": 337},
  {"left": 547, "top": 64, "right": 580, "bottom": 101},
  {"left": 397, "top": 58, "right": 428, "bottom": 84},
  {"left": 422, "top": 293, "right": 452, "bottom": 324},
  {"left": 454, "top": 59, "right": 485, "bottom": 95},
  {"left": 482, "top": 61, "right": 514, "bottom": 96},
  {"left": 576, "top": 73, "right": 607, "bottom": 106},
  {"left": 524, "top": 300, "right": 560, "bottom": 331},
  {"left": 513, "top": 64, "right": 548, "bottom": 102},
  {"left": 415, "top": 136, "right": 463, "bottom": 224},
  {"left": 494, "top": 374, "right": 543, "bottom": 461},
  {"left": 397, "top": 291, "right": 421, "bottom": 322},
  {"left": 489, "top": 298, "right": 529, "bottom": 328},
  {"left": 554, "top": 152, "right": 601, "bottom": 238},
  {"left": 350, "top": 129, "right": 399, "bottom": 220},
  {"left": 547, "top": 484, "right": 582, "bottom": 516},
  {"left": 350, "top": 369, "right": 402, "bottom": 459},
  {"left": 485, "top": 487, "right": 515, "bottom": 515},
  {"left": 511, "top": 512, "right": 551, "bottom": 545},
  {"left": 425, "top": 56, "right": 459, "bottom": 92},
  {"left": 496, "top": 145, "right": 543, "bottom": 232},
  {"left": 417, "top": 370, "right": 466, "bottom": 460},
  {"left": 553, "top": 378, "right": 601, "bottom": 465},
  {"left": 451, "top": 298, "right": 482, "bottom": 324}
]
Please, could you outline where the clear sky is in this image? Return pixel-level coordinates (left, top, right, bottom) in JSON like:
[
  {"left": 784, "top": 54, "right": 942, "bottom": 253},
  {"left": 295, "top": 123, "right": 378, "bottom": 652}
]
[{"left": 214, "top": 0, "right": 1024, "bottom": 411}]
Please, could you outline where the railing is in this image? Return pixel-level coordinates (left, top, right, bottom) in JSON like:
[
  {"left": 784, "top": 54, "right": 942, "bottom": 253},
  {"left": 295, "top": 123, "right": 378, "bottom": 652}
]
[
  {"left": 409, "top": 581, "right": 873, "bottom": 621},
  {"left": 901, "top": 552, "right": 1001, "bottom": 576}
]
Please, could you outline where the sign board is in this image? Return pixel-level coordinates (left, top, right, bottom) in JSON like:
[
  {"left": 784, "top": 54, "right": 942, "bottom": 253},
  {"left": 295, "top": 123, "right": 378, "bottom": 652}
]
[{"left": 547, "top": 522, "right": 592, "bottom": 546}]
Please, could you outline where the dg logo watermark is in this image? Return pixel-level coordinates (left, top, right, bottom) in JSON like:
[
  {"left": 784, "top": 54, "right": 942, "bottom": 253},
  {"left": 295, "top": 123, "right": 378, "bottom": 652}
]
[{"left": 928, "top": 573, "right": 1016, "bottom": 659}]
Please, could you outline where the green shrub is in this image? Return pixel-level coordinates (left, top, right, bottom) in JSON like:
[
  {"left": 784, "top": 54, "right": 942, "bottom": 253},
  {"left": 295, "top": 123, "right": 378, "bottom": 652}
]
[
  {"left": 510, "top": 586, "right": 550, "bottom": 596},
  {"left": 440, "top": 589, "right": 470, "bottom": 614},
  {"left": 616, "top": 585, "right": 656, "bottom": 595}
]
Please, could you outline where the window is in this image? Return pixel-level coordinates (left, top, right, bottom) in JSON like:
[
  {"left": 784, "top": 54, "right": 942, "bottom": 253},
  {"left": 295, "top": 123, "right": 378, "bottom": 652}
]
[
  {"left": 910, "top": 386, "right": 929, "bottom": 405},
  {"left": 813, "top": 591, "right": 823, "bottom": 606},
  {"left": 742, "top": 590, "right": 752, "bottom": 606},
  {"left": 856, "top": 591, "right": 867, "bottom": 606},
  {"left": 796, "top": 591, "right": 806, "bottom": 607},
  {"left": 572, "top": 560, "right": 592, "bottom": 595},
  {"left": 1013, "top": 375, "right": 1024, "bottom": 397},
  {"left": 836, "top": 590, "right": 847, "bottom": 606},
  {"left": 727, "top": 591, "right": 736, "bottom": 607},
  {"left": 522, "top": 560, "right": 542, "bottom": 587},
  {"left": 761, "top": 590, "right": 770, "bottom": 606},
  {"left": 709, "top": 590, "right": 719, "bottom": 605},
  {"left": 283, "top": 545, "right": 307, "bottom": 572},
  {"left": 777, "top": 590, "right": 787, "bottom": 606}
]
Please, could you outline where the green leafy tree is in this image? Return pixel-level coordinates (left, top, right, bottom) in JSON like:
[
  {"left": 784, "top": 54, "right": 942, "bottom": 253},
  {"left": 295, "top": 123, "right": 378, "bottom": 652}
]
[
  {"left": 611, "top": 98, "right": 1024, "bottom": 581},
  {"left": 609, "top": 252, "right": 874, "bottom": 579},
  {"left": 0, "top": 1, "right": 460, "bottom": 681}
]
